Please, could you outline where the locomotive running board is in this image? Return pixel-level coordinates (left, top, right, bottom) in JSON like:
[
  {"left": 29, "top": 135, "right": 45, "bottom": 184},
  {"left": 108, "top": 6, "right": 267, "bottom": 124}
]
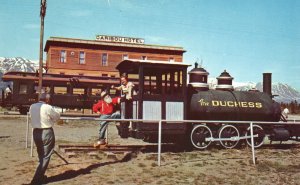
[{"left": 205, "top": 134, "right": 259, "bottom": 142}]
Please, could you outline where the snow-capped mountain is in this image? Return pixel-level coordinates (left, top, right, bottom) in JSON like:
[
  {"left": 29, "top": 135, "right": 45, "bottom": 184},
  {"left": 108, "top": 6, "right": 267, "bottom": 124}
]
[
  {"left": 0, "top": 57, "right": 39, "bottom": 90},
  {"left": 232, "top": 81, "right": 300, "bottom": 103},
  {"left": 0, "top": 57, "right": 38, "bottom": 74},
  {"left": 208, "top": 77, "right": 300, "bottom": 103},
  {"left": 256, "top": 82, "right": 300, "bottom": 103}
]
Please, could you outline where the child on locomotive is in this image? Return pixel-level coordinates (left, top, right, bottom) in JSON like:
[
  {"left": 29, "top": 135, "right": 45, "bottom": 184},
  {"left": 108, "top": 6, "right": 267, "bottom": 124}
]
[{"left": 111, "top": 73, "right": 136, "bottom": 119}]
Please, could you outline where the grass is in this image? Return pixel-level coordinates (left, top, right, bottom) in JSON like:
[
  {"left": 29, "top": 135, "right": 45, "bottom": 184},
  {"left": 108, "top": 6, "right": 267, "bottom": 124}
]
[
  {"left": 59, "top": 120, "right": 98, "bottom": 127},
  {"left": 256, "top": 160, "right": 300, "bottom": 173},
  {"left": 137, "top": 163, "right": 146, "bottom": 168},
  {"left": 150, "top": 162, "right": 157, "bottom": 167},
  {"left": 194, "top": 162, "right": 205, "bottom": 167}
]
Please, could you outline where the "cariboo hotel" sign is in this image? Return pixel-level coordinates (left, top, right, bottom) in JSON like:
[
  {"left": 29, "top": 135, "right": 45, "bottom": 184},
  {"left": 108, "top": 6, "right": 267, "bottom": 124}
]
[{"left": 96, "top": 35, "right": 145, "bottom": 44}]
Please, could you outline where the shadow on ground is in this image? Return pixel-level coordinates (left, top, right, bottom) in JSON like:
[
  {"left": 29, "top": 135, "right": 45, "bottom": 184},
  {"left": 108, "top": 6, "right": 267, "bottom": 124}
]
[{"left": 45, "top": 152, "right": 132, "bottom": 184}]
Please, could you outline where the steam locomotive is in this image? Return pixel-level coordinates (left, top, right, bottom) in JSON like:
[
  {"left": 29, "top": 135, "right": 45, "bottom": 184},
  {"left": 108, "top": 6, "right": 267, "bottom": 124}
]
[{"left": 115, "top": 59, "right": 300, "bottom": 149}]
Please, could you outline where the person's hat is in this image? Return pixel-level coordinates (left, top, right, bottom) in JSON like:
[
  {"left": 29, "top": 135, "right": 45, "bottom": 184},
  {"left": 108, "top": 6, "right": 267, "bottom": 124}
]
[{"left": 101, "top": 91, "right": 108, "bottom": 98}]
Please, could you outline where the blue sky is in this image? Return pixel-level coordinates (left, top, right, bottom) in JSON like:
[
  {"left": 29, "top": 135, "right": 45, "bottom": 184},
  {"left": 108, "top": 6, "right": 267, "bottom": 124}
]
[{"left": 0, "top": 0, "right": 299, "bottom": 90}]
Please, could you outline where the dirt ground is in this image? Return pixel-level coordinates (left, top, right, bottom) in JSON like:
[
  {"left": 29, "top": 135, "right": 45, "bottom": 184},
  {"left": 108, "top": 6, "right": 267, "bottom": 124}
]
[{"left": 0, "top": 113, "right": 300, "bottom": 185}]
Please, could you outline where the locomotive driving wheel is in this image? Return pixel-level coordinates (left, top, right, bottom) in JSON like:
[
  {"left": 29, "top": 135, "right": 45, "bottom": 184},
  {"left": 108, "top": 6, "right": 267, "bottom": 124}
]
[
  {"left": 245, "top": 125, "right": 265, "bottom": 148},
  {"left": 218, "top": 125, "right": 240, "bottom": 149},
  {"left": 190, "top": 125, "right": 212, "bottom": 149}
]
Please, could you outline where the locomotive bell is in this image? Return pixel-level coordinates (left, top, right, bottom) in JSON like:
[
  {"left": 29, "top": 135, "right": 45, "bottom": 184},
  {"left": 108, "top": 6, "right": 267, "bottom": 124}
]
[
  {"left": 216, "top": 70, "right": 234, "bottom": 91},
  {"left": 188, "top": 62, "right": 209, "bottom": 90}
]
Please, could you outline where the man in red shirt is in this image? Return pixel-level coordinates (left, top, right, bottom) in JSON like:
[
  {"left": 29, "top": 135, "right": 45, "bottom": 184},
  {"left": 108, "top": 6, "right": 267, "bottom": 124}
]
[{"left": 93, "top": 91, "right": 120, "bottom": 147}]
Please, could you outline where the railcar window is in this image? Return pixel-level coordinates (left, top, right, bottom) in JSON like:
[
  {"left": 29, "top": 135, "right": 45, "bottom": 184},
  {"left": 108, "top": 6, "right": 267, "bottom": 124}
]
[
  {"left": 163, "top": 70, "right": 183, "bottom": 95},
  {"left": 144, "top": 75, "right": 161, "bottom": 95},
  {"left": 91, "top": 88, "right": 102, "bottom": 96},
  {"left": 73, "top": 88, "right": 85, "bottom": 95},
  {"left": 43, "top": 86, "right": 51, "bottom": 93},
  {"left": 34, "top": 86, "right": 51, "bottom": 94},
  {"left": 109, "top": 89, "right": 116, "bottom": 95},
  {"left": 128, "top": 74, "right": 139, "bottom": 79},
  {"left": 19, "top": 84, "right": 28, "bottom": 94},
  {"left": 54, "top": 87, "right": 67, "bottom": 94}
]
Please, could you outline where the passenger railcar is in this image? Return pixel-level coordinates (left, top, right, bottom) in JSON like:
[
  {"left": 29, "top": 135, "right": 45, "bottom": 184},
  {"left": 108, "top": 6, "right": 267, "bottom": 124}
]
[{"left": 1, "top": 72, "right": 120, "bottom": 114}]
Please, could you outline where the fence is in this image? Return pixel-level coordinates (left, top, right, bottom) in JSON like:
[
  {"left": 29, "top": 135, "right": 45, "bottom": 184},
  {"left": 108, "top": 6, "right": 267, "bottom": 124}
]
[{"left": 25, "top": 114, "right": 300, "bottom": 166}]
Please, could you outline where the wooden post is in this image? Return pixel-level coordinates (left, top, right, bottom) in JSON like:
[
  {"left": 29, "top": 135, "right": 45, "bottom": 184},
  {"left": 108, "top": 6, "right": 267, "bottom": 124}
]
[{"left": 38, "top": 0, "right": 47, "bottom": 100}]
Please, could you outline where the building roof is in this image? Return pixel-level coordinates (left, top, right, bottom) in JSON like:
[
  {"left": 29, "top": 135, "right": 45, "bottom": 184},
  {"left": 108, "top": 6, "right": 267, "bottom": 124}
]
[
  {"left": 121, "top": 59, "right": 191, "bottom": 66},
  {"left": 116, "top": 59, "right": 190, "bottom": 74},
  {"left": 44, "top": 37, "right": 186, "bottom": 52},
  {"left": 2, "top": 71, "right": 120, "bottom": 84}
]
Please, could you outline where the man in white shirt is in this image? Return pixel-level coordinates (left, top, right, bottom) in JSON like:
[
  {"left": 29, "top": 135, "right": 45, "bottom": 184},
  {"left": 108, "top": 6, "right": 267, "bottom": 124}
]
[{"left": 29, "top": 93, "right": 60, "bottom": 185}]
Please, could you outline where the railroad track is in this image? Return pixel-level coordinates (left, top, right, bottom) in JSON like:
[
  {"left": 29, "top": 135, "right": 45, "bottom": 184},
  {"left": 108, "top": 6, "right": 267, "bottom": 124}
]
[
  {"left": 57, "top": 143, "right": 172, "bottom": 158},
  {"left": 57, "top": 142, "right": 300, "bottom": 159}
]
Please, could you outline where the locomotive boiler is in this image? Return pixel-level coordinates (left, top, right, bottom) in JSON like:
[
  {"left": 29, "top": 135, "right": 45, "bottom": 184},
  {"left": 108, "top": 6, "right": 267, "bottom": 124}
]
[{"left": 188, "top": 90, "right": 280, "bottom": 122}]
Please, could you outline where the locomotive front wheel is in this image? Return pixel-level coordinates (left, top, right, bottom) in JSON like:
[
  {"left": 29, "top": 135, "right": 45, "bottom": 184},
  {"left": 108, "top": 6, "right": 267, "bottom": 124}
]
[
  {"left": 218, "top": 125, "right": 240, "bottom": 149},
  {"left": 245, "top": 125, "right": 265, "bottom": 148},
  {"left": 190, "top": 125, "right": 212, "bottom": 149}
]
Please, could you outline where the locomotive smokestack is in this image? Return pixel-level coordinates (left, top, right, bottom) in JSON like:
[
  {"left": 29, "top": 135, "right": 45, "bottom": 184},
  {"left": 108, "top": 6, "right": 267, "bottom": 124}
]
[{"left": 263, "top": 73, "right": 272, "bottom": 96}]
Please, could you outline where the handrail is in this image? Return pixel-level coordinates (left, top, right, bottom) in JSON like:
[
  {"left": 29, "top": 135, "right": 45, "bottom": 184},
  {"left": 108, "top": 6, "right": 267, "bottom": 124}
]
[{"left": 59, "top": 117, "right": 300, "bottom": 124}]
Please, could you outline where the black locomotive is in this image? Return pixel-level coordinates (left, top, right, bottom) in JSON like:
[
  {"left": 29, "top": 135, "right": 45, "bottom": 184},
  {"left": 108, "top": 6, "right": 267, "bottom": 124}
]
[{"left": 115, "top": 59, "right": 300, "bottom": 149}]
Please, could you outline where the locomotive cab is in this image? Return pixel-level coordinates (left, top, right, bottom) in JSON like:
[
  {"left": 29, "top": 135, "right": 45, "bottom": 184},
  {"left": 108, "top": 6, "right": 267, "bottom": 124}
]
[{"left": 116, "top": 59, "right": 191, "bottom": 142}]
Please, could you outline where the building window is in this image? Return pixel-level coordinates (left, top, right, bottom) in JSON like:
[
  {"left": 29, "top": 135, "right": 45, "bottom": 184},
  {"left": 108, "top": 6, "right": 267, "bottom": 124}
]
[
  {"left": 123, "top": 54, "right": 128, "bottom": 60},
  {"left": 59, "top": 72, "right": 65, "bottom": 75},
  {"left": 169, "top": 57, "right": 175, "bottom": 62},
  {"left": 102, "top": 53, "right": 108, "bottom": 66},
  {"left": 78, "top": 73, "right": 84, "bottom": 76},
  {"left": 79, "top": 51, "right": 85, "bottom": 64},
  {"left": 102, "top": 74, "right": 108, "bottom": 77},
  {"left": 60, "top": 50, "right": 66, "bottom": 63},
  {"left": 141, "top": 56, "right": 147, "bottom": 60}
]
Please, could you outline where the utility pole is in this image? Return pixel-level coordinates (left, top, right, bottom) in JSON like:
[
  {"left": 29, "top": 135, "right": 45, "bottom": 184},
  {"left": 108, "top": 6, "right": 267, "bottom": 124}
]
[{"left": 38, "top": 0, "right": 46, "bottom": 100}]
